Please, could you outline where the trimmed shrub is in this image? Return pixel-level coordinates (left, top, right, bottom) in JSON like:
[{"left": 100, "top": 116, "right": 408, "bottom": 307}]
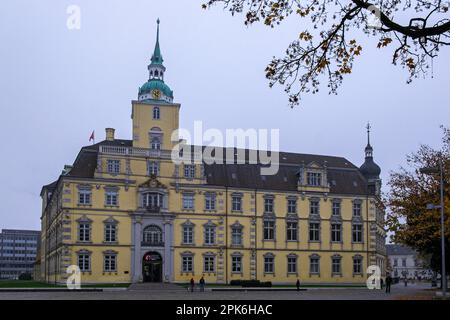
[{"left": 18, "top": 273, "right": 33, "bottom": 281}]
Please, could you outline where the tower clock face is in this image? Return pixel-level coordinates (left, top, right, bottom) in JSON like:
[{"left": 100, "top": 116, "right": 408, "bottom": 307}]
[{"left": 152, "top": 89, "right": 161, "bottom": 99}]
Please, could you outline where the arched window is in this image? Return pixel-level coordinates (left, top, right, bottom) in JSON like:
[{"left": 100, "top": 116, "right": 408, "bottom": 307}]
[
  {"left": 143, "top": 225, "right": 163, "bottom": 245},
  {"left": 150, "top": 70, "right": 153, "bottom": 77},
  {"left": 154, "top": 70, "right": 159, "bottom": 77},
  {"left": 153, "top": 107, "right": 160, "bottom": 119},
  {"left": 151, "top": 137, "right": 161, "bottom": 150}
]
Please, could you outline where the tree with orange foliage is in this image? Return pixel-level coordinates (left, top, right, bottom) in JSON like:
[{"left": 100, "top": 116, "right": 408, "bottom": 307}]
[{"left": 386, "top": 126, "right": 449, "bottom": 276}]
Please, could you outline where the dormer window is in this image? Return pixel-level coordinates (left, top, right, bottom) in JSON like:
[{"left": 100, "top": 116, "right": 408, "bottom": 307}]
[{"left": 307, "top": 172, "right": 322, "bottom": 186}]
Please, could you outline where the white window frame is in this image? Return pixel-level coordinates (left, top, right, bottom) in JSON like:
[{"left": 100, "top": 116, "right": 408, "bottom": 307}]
[
  {"left": 204, "top": 193, "right": 216, "bottom": 210},
  {"left": 182, "top": 225, "right": 194, "bottom": 245},
  {"left": 78, "top": 253, "right": 91, "bottom": 272},
  {"left": 107, "top": 159, "right": 120, "bottom": 174},
  {"left": 309, "top": 222, "right": 320, "bottom": 241},
  {"left": 203, "top": 255, "right": 215, "bottom": 273},
  {"left": 286, "top": 221, "right": 298, "bottom": 241},
  {"left": 263, "top": 219, "right": 275, "bottom": 240},
  {"left": 104, "top": 253, "right": 117, "bottom": 272},
  {"left": 307, "top": 172, "right": 322, "bottom": 186},
  {"left": 232, "top": 196, "right": 242, "bottom": 212},
  {"left": 231, "top": 255, "right": 242, "bottom": 273},
  {"left": 78, "top": 189, "right": 91, "bottom": 205},
  {"left": 184, "top": 165, "right": 196, "bottom": 179},
  {"left": 105, "top": 191, "right": 118, "bottom": 206},
  {"left": 182, "top": 194, "right": 195, "bottom": 210},
  {"left": 104, "top": 223, "right": 117, "bottom": 242},
  {"left": 182, "top": 255, "right": 193, "bottom": 272}
]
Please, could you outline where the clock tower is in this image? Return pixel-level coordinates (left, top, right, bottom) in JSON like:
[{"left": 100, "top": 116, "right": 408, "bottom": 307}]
[{"left": 132, "top": 19, "right": 180, "bottom": 150}]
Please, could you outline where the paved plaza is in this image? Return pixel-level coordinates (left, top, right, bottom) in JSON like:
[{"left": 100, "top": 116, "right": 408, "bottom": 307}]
[{"left": 0, "top": 283, "right": 437, "bottom": 300}]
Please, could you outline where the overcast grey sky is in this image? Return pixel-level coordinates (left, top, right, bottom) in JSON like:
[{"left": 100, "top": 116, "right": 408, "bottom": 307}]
[{"left": 0, "top": 0, "right": 448, "bottom": 230}]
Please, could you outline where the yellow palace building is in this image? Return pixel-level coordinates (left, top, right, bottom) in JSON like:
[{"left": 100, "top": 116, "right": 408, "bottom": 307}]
[{"left": 39, "top": 21, "right": 386, "bottom": 285}]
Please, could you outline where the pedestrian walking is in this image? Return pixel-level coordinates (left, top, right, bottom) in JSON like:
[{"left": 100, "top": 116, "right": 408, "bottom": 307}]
[
  {"left": 296, "top": 279, "right": 301, "bottom": 292},
  {"left": 404, "top": 277, "right": 408, "bottom": 287},
  {"left": 190, "top": 277, "right": 195, "bottom": 292},
  {"left": 380, "top": 278, "right": 384, "bottom": 289},
  {"left": 385, "top": 273, "right": 392, "bottom": 293},
  {"left": 199, "top": 276, "right": 205, "bottom": 292}
]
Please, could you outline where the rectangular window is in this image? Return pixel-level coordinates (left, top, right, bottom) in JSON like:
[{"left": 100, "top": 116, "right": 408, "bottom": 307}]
[
  {"left": 331, "top": 223, "right": 342, "bottom": 242},
  {"left": 183, "top": 226, "right": 194, "bottom": 245},
  {"left": 105, "top": 224, "right": 117, "bottom": 242},
  {"left": 107, "top": 160, "right": 120, "bottom": 174},
  {"left": 78, "top": 223, "right": 90, "bottom": 242},
  {"left": 264, "top": 256, "right": 274, "bottom": 273},
  {"left": 232, "top": 256, "right": 242, "bottom": 273},
  {"left": 104, "top": 254, "right": 117, "bottom": 272},
  {"left": 353, "top": 202, "right": 362, "bottom": 216},
  {"left": 182, "top": 194, "right": 195, "bottom": 210},
  {"left": 309, "top": 222, "right": 320, "bottom": 241},
  {"left": 332, "top": 202, "right": 341, "bottom": 216},
  {"left": 142, "top": 192, "right": 163, "bottom": 208},
  {"left": 182, "top": 256, "right": 193, "bottom": 272},
  {"left": 78, "top": 190, "right": 91, "bottom": 205},
  {"left": 287, "top": 199, "right": 297, "bottom": 214},
  {"left": 203, "top": 256, "right": 215, "bottom": 273},
  {"left": 78, "top": 254, "right": 90, "bottom": 272},
  {"left": 231, "top": 228, "right": 242, "bottom": 246},
  {"left": 264, "top": 198, "right": 274, "bottom": 213},
  {"left": 307, "top": 172, "right": 321, "bottom": 186},
  {"left": 204, "top": 226, "right": 216, "bottom": 245},
  {"left": 184, "top": 165, "right": 196, "bottom": 179},
  {"left": 147, "top": 161, "right": 159, "bottom": 176},
  {"left": 288, "top": 256, "right": 297, "bottom": 273},
  {"left": 204, "top": 193, "right": 216, "bottom": 210},
  {"left": 402, "top": 258, "right": 407, "bottom": 267},
  {"left": 232, "top": 196, "right": 242, "bottom": 211},
  {"left": 353, "top": 258, "right": 362, "bottom": 274},
  {"left": 263, "top": 220, "right": 275, "bottom": 240},
  {"left": 310, "top": 200, "right": 320, "bottom": 215},
  {"left": 105, "top": 191, "right": 118, "bottom": 206},
  {"left": 393, "top": 259, "right": 398, "bottom": 267},
  {"left": 310, "top": 257, "right": 320, "bottom": 274},
  {"left": 332, "top": 258, "right": 341, "bottom": 274},
  {"left": 286, "top": 222, "right": 298, "bottom": 241},
  {"left": 352, "top": 224, "right": 363, "bottom": 243}
]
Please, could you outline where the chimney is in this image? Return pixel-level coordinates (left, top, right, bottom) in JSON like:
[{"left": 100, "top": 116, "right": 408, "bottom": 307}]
[{"left": 105, "top": 128, "right": 115, "bottom": 141}]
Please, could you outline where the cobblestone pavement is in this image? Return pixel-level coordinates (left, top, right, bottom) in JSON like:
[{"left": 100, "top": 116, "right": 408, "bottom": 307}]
[{"left": 0, "top": 283, "right": 436, "bottom": 300}]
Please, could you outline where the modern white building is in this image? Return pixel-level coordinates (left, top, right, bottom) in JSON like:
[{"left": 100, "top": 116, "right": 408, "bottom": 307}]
[{"left": 386, "top": 244, "right": 433, "bottom": 280}]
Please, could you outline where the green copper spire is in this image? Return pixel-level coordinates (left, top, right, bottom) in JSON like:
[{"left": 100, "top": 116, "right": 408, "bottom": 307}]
[
  {"left": 151, "top": 18, "right": 163, "bottom": 65},
  {"left": 139, "top": 18, "right": 173, "bottom": 103}
]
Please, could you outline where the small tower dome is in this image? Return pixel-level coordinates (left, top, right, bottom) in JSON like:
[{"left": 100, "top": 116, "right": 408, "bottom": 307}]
[{"left": 359, "top": 123, "right": 381, "bottom": 179}]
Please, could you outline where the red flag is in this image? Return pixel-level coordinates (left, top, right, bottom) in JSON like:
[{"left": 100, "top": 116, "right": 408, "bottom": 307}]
[{"left": 89, "top": 130, "right": 95, "bottom": 143}]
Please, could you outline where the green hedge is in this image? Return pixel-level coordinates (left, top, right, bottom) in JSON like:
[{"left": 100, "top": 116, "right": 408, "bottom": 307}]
[{"left": 229, "top": 280, "right": 272, "bottom": 287}]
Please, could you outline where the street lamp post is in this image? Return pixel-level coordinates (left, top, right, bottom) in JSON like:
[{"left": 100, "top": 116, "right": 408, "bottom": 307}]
[{"left": 420, "top": 159, "right": 447, "bottom": 297}]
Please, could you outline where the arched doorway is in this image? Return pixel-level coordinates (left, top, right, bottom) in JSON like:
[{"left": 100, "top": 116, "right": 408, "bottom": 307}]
[{"left": 142, "top": 251, "right": 162, "bottom": 282}]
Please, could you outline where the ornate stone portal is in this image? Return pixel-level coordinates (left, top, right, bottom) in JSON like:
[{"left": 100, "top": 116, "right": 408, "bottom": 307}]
[{"left": 130, "top": 176, "right": 175, "bottom": 283}]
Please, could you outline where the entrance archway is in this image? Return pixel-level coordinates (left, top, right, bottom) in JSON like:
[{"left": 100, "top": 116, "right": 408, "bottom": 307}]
[{"left": 142, "top": 252, "right": 163, "bottom": 282}]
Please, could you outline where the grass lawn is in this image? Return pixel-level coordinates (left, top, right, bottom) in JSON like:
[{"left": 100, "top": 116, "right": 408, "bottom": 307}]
[
  {"left": 0, "top": 280, "right": 130, "bottom": 289},
  {"left": 0, "top": 280, "right": 59, "bottom": 288},
  {"left": 177, "top": 283, "right": 366, "bottom": 288}
]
